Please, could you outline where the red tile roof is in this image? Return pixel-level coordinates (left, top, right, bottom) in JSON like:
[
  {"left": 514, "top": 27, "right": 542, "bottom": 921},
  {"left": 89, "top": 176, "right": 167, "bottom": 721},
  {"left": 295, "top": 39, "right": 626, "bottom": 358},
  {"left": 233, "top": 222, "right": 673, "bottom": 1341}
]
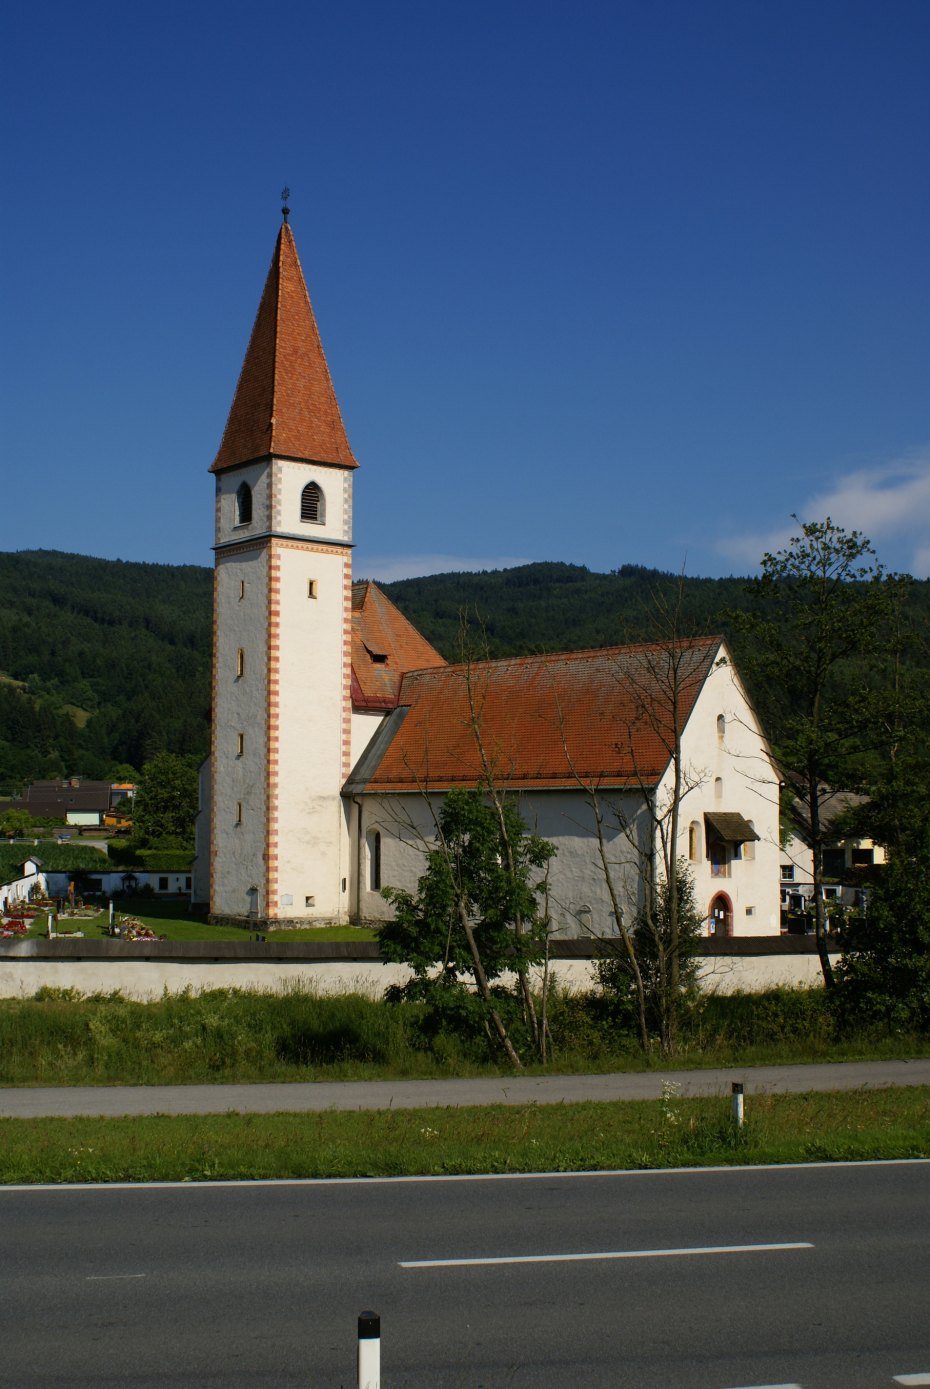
[
  {"left": 211, "top": 222, "right": 357, "bottom": 473},
  {"left": 351, "top": 582, "right": 446, "bottom": 710},
  {"left": 353, "top": 637, "right": 721, "bottom": 792}
]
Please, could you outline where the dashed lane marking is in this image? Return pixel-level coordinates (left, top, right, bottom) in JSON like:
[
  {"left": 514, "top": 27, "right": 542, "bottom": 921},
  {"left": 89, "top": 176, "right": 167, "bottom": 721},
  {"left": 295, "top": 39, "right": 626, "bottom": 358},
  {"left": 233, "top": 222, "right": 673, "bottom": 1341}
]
[{"left": 400, "top": 1240, "right": 813, "bottom": 1269}]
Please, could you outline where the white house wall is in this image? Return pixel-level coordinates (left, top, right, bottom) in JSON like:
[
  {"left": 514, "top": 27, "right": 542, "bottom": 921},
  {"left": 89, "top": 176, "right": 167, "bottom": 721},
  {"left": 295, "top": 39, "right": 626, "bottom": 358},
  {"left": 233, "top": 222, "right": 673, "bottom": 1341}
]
[
  {"left": 666, "top": 647, "right": 781, "bottom": 935},
  {"left": 0, "top": 868, "right": 46, "bottom": 913},
  {"left": 356, "top": 789, "right": 652, "bottom": 938}
]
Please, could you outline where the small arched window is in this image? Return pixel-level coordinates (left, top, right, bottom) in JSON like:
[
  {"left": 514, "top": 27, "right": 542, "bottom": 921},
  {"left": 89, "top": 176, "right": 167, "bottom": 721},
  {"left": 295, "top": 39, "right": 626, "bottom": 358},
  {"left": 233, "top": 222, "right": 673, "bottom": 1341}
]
[
  {"left": 716, "top": 714, "right": 726, "bottom": 740},
  {"left": 714, "top": 776, "right": 723, "bottom": 800},
  {"left": 688, "top": 821, "right": 702, "bottom": 863},
  {"left": 743, "top": 821, "right": 756, "bottom": 861},
  {"left": 300, "top": 482, "right": 325, "bottom": 525},
  {"left": 236, "top": 482, "right": 252, "bottom": 526}
]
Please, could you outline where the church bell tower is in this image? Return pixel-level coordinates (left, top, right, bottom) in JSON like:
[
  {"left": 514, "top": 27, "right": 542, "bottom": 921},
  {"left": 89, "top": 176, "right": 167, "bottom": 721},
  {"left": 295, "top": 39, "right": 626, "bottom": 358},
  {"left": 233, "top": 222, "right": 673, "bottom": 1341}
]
[{"left": 207, "top": 210, "right": 357, "bottom": 925}]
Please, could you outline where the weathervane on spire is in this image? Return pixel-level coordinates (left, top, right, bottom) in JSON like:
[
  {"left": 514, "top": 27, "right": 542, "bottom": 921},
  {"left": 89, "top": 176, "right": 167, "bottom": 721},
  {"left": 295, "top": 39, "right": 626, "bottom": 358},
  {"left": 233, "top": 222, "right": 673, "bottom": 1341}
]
[{"left": 281, "top": 186, "right": 291, "bottom": 222}]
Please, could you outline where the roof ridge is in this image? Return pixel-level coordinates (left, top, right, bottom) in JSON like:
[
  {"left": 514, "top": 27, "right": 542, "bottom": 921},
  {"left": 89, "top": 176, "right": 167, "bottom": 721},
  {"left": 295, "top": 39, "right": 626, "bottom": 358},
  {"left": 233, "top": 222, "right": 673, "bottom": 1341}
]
[{"left": 403, "top": 634, "right": 722, "bottom": 678}]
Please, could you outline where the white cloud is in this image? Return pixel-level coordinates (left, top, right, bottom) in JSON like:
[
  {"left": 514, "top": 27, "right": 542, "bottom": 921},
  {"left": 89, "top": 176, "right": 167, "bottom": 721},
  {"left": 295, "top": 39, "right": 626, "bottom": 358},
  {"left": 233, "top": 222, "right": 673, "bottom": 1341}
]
[
  {"left": 720, "top": 446, "right": 930, "bottom": 578},
  {"left": 354, "top": 553, "right": 536, "bottom": 584}
]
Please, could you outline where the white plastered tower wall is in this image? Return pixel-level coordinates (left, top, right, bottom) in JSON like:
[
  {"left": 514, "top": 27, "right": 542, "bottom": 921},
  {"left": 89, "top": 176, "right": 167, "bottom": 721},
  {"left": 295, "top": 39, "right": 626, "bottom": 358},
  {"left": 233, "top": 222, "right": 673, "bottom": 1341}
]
[{"left": 210, "top": 456, "right": 354, "bottom": 924}]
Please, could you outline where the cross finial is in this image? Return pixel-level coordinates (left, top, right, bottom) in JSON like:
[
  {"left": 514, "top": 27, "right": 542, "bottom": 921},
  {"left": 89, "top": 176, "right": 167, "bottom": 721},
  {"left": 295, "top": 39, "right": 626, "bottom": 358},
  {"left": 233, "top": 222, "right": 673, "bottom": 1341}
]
[{"left": 281, "top": 186, "right": 291, "bottom": 222}]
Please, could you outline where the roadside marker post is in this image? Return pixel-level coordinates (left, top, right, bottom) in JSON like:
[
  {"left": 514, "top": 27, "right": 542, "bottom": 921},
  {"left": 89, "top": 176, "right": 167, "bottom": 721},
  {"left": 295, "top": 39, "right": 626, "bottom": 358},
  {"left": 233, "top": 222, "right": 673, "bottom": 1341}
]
[
  {"left": 357, "top": 1310, "right": 380, "bottom": 1389},
  {"left": 732, "top": 1081, "right": 744, "bottom": 1128}
]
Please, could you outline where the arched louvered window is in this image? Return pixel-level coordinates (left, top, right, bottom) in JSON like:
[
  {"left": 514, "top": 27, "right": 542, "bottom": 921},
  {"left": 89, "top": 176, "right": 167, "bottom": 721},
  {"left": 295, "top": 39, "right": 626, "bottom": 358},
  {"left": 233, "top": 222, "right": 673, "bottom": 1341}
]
[
  {"left": 300, "top": 482, "right": 325, "bottom": 525},
  {"left": 236, "top": 482, "right": 252, "bottom": 526}
]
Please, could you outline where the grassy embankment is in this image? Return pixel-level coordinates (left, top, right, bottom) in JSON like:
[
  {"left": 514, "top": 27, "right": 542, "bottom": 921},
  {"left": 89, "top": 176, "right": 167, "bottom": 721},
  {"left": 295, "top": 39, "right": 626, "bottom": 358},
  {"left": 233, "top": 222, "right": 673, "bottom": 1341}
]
[
  {"left": 3, "top": 1088, "right": 929, "bottom": 1184},
  {"left": 2, "top": 985, "right": 928, "bottom": 1088}
]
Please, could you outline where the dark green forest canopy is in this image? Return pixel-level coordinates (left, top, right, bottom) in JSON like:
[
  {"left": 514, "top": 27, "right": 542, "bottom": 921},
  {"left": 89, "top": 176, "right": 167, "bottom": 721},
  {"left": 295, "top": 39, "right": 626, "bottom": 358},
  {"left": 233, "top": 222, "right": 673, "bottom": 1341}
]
[{"left": 2, "top": 549, "right": 928, "bottom": 791}]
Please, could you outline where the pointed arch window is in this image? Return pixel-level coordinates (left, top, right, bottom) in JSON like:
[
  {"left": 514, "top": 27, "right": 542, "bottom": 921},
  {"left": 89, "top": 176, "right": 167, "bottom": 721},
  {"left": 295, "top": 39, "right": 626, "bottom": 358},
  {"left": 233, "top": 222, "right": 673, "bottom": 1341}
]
[
  {"left": 300, "top": 482, "right": 325, "bottom": 525},
  {"left": 236, "top": 482, "right": 253, "bottom": 526}
]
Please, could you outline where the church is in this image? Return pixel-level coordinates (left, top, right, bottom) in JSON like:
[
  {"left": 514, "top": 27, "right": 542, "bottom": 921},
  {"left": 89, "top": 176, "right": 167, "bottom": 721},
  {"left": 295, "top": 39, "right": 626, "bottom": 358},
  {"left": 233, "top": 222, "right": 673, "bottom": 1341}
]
[{"left": 192, "top": 216, "right": 781, "bottom": 938}]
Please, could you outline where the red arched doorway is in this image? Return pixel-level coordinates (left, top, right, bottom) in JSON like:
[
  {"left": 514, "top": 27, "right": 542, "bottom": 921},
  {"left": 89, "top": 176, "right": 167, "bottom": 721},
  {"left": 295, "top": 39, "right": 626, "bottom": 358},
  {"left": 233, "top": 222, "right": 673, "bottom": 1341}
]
[{"left": 708, "top": 892, "right": 733, "bottom": 937}]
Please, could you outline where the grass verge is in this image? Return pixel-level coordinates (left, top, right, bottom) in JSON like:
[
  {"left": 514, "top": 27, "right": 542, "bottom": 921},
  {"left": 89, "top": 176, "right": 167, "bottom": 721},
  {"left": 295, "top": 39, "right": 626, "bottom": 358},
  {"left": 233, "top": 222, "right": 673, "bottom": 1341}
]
[
  {"left": 2, "top": 1088, "right": 928, "bottom": 1184},
  {"left": 2, "top": 985, "right": 929, "bottom": 1087}
]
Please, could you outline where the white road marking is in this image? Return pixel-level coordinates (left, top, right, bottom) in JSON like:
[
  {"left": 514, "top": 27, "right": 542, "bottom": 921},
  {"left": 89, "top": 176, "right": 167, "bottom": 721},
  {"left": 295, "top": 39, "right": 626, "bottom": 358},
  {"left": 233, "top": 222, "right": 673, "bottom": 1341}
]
[
  {"left": 1, "top": 1157, "right": 928, "bottom": 1193},
  {"left": 720, "top": 1383, "right": 802, "bottom": 1388},
  {"left": 894, "top": 1376, "right": 930, "bottom": 1385},
  {"left": 400, "top": 1240, "right": 813, "bottom": 1269},
  {"left": 85, "top": 1274, "right": 146, "bottom": 1281}
]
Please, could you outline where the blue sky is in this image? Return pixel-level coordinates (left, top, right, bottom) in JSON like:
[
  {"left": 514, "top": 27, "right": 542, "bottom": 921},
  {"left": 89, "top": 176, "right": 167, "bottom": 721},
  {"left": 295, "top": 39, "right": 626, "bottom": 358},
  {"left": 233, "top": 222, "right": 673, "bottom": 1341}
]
[{"left": 2, "top": 0, "right": 929, "bottom": 580}]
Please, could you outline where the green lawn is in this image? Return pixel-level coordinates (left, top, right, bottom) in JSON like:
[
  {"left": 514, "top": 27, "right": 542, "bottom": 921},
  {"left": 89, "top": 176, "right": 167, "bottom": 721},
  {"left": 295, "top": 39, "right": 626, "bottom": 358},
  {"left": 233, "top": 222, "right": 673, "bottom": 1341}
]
[
  {"left": 21, "top": 898, "right": 377, "bottom": 942},
  {"left": 2, "top": 1087, "right": 928, "bottom": 1184}
]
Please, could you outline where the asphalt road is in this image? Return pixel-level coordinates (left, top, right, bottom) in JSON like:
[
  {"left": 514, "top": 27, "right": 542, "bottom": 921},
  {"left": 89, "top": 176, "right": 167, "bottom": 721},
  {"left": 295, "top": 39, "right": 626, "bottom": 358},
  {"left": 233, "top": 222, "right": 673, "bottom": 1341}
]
[
  {"left": 4, "top": 1057, "right": 930, "bottom": 1118},
  {"left": 2, "top": 1161, "right": 929, "bottom": 1387}
]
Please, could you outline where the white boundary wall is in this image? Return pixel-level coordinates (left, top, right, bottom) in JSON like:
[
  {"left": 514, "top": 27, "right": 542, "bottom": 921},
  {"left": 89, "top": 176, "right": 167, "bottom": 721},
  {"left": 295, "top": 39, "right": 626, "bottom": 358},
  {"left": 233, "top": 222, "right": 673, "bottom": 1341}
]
[{"left": 0, "top": 954, "right": 827, "bottom": 1000}]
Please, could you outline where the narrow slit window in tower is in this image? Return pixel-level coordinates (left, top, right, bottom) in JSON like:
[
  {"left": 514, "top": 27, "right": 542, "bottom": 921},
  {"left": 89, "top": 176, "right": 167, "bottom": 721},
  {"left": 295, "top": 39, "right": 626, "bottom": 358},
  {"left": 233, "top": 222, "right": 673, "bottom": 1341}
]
[{"left": 236, "top": 482, "right": 252, "bottom": 526}]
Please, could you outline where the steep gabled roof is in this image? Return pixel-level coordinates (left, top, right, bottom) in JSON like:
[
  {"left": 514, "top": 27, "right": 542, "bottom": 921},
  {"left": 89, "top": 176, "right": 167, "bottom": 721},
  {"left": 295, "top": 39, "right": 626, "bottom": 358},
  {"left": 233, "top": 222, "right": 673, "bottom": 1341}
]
[
  {"left": 351, "top": 582, "right": 446, "bottom": 710},
  {"left": 347, "top": 636, "right": 721, "bottom": 793},
  {"left": 211, "top": 222, "right": 357, "bottom": 473}
]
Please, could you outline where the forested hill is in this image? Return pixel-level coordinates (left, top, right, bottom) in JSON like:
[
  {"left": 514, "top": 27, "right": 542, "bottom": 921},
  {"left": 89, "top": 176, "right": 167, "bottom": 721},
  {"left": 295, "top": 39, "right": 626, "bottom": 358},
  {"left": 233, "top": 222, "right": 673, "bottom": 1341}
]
[
  {"left": 0, "top": 550, "right": 212, "bottom": 789},
  {"left": 379, "top": 562, "right": 754, "bottom": 657},
  {"left": 2, "top": 550, "right": 928, "bottom": 791}
]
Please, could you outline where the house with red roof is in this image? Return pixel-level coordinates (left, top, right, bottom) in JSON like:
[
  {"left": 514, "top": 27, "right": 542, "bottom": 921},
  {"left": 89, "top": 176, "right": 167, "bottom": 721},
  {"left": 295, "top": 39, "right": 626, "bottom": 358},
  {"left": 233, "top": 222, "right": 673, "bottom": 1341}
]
[{"left": 192, "top": 215, "right": 780, "bottom": 937}]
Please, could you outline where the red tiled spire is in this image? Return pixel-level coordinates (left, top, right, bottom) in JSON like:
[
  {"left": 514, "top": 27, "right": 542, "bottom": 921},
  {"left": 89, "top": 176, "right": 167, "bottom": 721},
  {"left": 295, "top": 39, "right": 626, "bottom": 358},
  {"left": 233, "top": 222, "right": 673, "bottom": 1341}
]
[{"left": 211, "top": 222, "right": 358, "bottom": 473}]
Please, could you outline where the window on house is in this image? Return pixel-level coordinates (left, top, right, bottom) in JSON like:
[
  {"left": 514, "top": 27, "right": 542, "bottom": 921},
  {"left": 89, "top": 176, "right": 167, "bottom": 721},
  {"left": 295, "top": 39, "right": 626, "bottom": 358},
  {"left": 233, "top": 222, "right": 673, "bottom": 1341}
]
[
  {"left": 236, "top": 732, "right": 244, "bottom": 757},
  {"left": 235, "top": 802, "right": 243, "bottom": 825},
  {"left": 716, "top": 714, "right": 726, "bottom": 740},
  {"left": 688, "top": 821, "right": 701, "bottom": 863},
  {"left": 158, "top": 876, "right": 168, "bottom": 891},
  {"left": 236, "top": 482, "right": 252, "bottom": 526},
  {"left": 300, "top": 482, "right": 325, "bottom": 524},
  {"left": 745, "top": 905, "right": 755, "bottom": 917},
  {"left": 782, "top": 864, "right": 795, "bottom": 881},
  {"left": 305, "top": 894, "right": 315, "bottom": 908},
  {"left": 851, "top": 847, "right": 874, "bottom": 868},
  {"left": 709, "top": 839, "right": 728, "bottom": 877},
  {"left": 369, "top": 830, "right": 382, "bottom": 891},
  {"left": 236, "top": 648, "right": 244, "bottom": 678},
  {"left": 185, "top": 877, "right": 192, "bottom": 890},
  {"left": 823, "top": 848, "right": 845, "bottom": 879},
  {"left": 239, "top": 580, "right": 246, "bottom": 600},
  {"left": 714, "top": 777, "right": 723, "bottom": 799},
  {"left": 743, "top": 822, "right": 755, "bottom": 861},
  {"left": 308, "top": 579, "right": 317, "bottom": 599}
]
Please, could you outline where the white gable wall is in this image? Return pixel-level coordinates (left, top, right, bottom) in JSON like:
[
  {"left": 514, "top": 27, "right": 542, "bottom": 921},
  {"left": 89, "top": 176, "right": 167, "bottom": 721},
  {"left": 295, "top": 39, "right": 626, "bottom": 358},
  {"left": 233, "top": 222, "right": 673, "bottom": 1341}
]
[{"left": 664, "top": 646, "right": 781, "bottom": 935}]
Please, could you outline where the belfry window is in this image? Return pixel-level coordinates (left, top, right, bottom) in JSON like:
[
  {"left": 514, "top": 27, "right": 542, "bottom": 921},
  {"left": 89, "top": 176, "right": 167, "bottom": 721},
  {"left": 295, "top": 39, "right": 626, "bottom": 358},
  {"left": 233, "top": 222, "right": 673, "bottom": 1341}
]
[
  {"left": 236, "top": 482, "right": 253, "bottom": 526},
  {"left": 300, "top": 482, "right": 325, "bottom": 525}
]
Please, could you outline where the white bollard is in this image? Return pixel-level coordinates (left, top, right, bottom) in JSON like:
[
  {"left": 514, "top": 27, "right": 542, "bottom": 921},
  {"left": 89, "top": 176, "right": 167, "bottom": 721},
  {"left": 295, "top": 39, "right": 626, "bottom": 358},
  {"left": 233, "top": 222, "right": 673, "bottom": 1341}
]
[
  {"left": 108, "top": 899, "right": 115, "bottom": 929},
  {"left": 732, "top": 1081, "right": 744, "bottom": 1128},
  {"left": 357, "top": 1310, "right": 380, "bottom": 1389}
]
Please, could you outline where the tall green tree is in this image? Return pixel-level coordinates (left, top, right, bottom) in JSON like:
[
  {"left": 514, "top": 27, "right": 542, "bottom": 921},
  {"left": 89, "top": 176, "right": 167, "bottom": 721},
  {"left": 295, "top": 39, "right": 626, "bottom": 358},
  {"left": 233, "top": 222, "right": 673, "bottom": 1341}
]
[
  {"left": 738, "top": 518, "right": 898, "bottom": 988},
  {"left": 596, "top": 860, "right": 704, "bottom": 1044},
  {"left": 132, "top": 752, "right": 200, "bottom": 846},
  {"left": 834, "top": 829, "right": 930, "bottom": 1032},
  {"left": 379, "top": 787, "right": 554, "bottom": 1068}
]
